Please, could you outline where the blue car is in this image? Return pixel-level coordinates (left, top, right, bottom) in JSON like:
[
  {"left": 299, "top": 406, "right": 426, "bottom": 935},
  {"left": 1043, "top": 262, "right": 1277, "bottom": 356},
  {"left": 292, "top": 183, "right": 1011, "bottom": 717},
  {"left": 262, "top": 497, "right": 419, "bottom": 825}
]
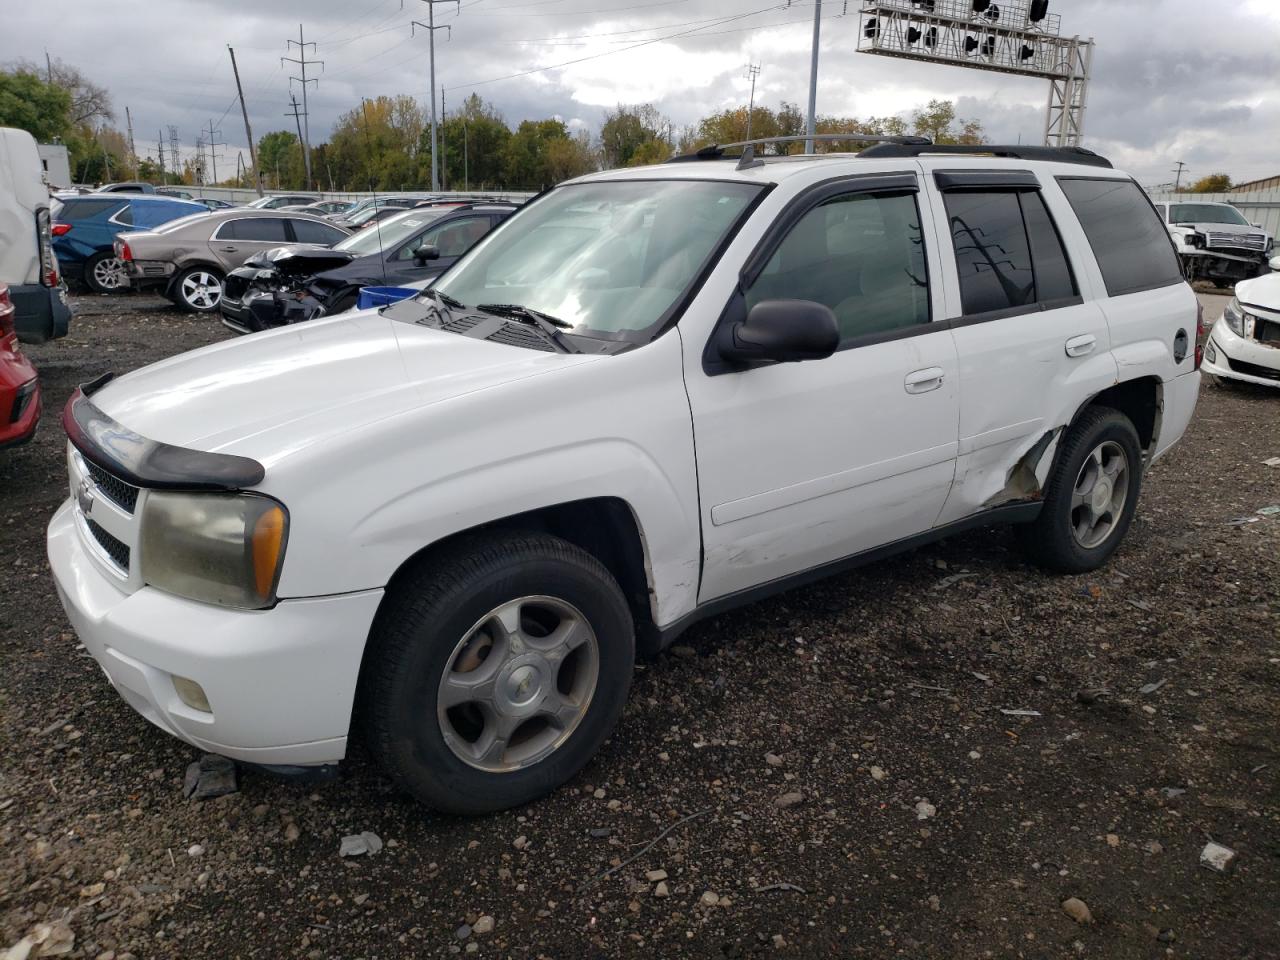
[{"left": 51, "top": 194, "right": 207, "bottom": 293}]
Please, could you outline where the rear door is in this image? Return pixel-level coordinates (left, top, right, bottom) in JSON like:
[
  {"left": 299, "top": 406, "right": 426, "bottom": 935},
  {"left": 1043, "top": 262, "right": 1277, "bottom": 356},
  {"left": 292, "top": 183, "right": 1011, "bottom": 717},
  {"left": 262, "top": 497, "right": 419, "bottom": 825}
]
[
  {"left": 208, "top": 217, "right": 292, "bottom": 271},
  {"left": 925, "top": 168, "right": 1118, "bottom": 523}
]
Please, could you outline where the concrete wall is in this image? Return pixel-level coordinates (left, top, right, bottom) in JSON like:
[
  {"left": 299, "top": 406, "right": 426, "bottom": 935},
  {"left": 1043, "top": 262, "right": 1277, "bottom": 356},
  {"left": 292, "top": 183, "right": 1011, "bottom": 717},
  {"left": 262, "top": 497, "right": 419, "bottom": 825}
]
[
  {"left": 1146, "top": 190, "right": 1280, "bottom": 238},
  {"left": 186, "top": 185, "right": 536, "bottom": 205}
]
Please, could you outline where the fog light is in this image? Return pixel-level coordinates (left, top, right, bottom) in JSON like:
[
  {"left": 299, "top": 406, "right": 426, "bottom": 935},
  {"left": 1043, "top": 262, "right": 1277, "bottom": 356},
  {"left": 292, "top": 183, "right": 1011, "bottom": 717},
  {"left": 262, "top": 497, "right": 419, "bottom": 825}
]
[
  {"left": 1205, "top": 340, "right": 1217, "bottom": 364},
  {"left": 173, "top": 676, "right": 212, "bottom": 713}
]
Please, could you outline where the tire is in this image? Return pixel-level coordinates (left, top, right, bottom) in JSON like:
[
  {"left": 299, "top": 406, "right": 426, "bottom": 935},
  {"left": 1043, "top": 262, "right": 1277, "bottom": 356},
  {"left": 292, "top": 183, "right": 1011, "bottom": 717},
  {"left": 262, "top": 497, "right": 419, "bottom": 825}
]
[
  {"left": 84, "top": 252, "right": 130, "bottom": 294},
  {"left": 172, "top": 266, "right": 225, "bottom": 313},
  {"left": 171, "top": 264, "right": 226, "bottom": 313},
  {"left": 1017, "top": 406, "right": 1144, "bottom": 574},
  {"left": 361, "top": 533, "right": 634, "bottom": 814}
]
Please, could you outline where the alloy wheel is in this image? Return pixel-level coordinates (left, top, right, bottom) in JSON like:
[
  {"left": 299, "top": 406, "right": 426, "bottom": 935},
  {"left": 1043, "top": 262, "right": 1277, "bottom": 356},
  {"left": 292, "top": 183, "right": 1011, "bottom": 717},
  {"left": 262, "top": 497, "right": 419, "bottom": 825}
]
[
  {"left": 1070, "top": 440, "right": 1130, "bottom": 549},
  {"left": 180, "top": 271, "right": 223, "bottom": 310},
  {"left": 436, "top": 595, "right": 599, "bottom": 773},
  {"left": 93, "top": 257, "right": 129, "bottom": 291}
]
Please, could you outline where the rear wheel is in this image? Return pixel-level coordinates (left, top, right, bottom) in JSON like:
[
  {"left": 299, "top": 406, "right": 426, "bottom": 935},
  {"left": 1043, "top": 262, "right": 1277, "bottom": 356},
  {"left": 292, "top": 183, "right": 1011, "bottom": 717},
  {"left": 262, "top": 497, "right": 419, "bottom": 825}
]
[
  {"left": 1018, "top": 407, "right": 1143, "bottom": 573},
  {"left": 84, "top": 252, "right": 129, "bottom": 294},
  {"left": 173, "top": 266, "right": 225, "bottom": 313},
  {"left": 361, "top": 533, "right": 634, "bottom": 813}
]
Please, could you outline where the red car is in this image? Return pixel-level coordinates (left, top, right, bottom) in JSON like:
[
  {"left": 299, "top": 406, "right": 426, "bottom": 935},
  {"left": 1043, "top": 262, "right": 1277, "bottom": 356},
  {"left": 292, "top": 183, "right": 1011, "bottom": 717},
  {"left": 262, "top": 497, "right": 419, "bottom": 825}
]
[{"left": 0, "top": 284, "right": 41, "bottom": 449}]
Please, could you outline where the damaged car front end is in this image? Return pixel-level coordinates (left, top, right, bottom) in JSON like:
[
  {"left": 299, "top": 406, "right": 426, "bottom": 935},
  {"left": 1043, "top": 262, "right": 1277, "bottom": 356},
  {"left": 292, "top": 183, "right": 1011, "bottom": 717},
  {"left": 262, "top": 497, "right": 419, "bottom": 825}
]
[
  {"left": 1202, "top": 260, "right": 1280, "bottom": 388},
  {"left": 220, "top": 246, "right": 358, "bottom": 334},
  {"left": 1160, "top": 201, "right": 1274, "bottom": 287}
]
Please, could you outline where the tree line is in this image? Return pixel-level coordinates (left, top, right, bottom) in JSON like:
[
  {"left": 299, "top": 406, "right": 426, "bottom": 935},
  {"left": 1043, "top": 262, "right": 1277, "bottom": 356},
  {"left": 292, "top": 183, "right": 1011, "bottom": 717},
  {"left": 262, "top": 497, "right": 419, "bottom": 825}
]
[{"left": 1, "top": 57, "right": 989, "bottom": 192}]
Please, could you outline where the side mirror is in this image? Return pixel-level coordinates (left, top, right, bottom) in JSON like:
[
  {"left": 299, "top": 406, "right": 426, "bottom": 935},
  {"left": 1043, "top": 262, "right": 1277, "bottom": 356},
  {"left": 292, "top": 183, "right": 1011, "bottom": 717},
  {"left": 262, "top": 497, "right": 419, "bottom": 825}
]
[
  {"left": 718, "top": 299, "right": 839, "bottom": 365},
  {"left": 413, "top": 244, "right": 440, "bottom": 264}
]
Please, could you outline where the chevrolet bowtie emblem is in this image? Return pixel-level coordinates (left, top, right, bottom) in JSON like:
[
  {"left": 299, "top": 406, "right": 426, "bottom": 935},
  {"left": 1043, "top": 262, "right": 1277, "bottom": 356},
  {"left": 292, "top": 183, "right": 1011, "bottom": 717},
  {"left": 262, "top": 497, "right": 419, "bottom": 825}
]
[{"left": 76, "top": 478, "right": 94, "bottom": 516}]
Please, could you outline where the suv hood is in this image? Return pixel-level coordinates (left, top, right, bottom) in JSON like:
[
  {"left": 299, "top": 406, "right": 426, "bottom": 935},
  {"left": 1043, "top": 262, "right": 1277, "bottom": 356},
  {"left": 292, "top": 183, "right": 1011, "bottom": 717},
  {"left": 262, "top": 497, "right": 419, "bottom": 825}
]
[{"left": 90, "top": 308, "right": 596, "bottom": 464}]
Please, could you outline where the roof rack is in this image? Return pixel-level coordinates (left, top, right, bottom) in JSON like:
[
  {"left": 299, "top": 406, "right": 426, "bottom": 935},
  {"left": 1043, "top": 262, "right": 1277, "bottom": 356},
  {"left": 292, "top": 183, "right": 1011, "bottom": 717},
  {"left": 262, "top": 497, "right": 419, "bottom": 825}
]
[
  {"left": 856, "top": 143, "right": 1113, "bottom": 169},
  {"left": 668, "top": 134, "right": 932, "bottom": 171}
]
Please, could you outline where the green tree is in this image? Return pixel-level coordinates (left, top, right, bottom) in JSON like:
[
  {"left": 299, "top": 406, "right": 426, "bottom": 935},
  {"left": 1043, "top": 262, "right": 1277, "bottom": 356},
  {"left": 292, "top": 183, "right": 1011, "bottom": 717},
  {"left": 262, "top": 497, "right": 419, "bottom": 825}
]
[
  {"left": 600, "top": 103, "right": 668, "bottom": 168},
  {"left": 503, "top": 119, "right": 589, "bottom": 190},
  {"left": 257, "top": 130, "right": 303, "bottom": 189},
  {"left": 6, "top": 57, "right": 112, "bottom": 127},
  {"left": 910, "top": 99, "right": 985, "bottom": 145},
  {"left": 0, "top": 69, "right": 72, "bottom": 141},
  {"left": 440, "top": 93, "right": 512, "bottom": 190},
  {"left": 1189, "top": 173, "right": 1232, "bottom": 193}
]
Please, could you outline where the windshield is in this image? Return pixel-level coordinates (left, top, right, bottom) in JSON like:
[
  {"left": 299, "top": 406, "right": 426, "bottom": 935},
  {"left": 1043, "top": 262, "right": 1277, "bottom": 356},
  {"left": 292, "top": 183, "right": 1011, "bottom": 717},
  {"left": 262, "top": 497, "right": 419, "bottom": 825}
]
[
  {"left": 433, "top": 179, "right": 762, "bottom": 341},
  {"left": 1169, "top": 203, "right": 1250, "bottom": 226},
  {"left": 336, "top": 209, "right": 446, "bottom": 256}
]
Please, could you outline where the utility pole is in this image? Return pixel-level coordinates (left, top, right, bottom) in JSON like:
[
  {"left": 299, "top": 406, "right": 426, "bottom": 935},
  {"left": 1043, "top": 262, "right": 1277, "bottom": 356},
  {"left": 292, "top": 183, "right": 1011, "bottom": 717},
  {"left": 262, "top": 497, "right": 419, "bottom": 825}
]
[
  {"left": 743, "top": 63, "right": 761, "bottom": 142},
  {"left": 412, "top": 0, "right": 458, "bottom": 193},
  {"left": 805, "top": 0, "right": 822, "bottom": 154},
  {"left": 45, "top": 49, "right": 53, "bottom": 84},
  {"left": 463, "top": 122, "right": 468, "bottom": 192},
  {"left": 282, "top": 24, "right": 322, "bottom": 189},
  {"left": 1172, "top": 161, "right": 1187, "bottom": 193},
  {"left": 286, "top": 96, "right": 307, "bottom": 189},
  {"left": 228, "top": 45, "right": 263, "bottom": 197},
  {"left": 204, "top": 119, "right": 226, "bottom": 186},
  {"left": 440, "top": 87, "right": 447, "bottom": 191},
  {"left": 125, "top": 106, "right": 137, "bottom": 179}
]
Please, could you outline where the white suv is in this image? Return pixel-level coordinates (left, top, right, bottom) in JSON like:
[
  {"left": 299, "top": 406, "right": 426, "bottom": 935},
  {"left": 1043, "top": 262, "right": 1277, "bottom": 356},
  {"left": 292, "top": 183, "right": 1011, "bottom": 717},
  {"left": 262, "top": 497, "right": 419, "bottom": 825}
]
[{"left": 48, "top": 140, "right": 1203, "bottom": 812}]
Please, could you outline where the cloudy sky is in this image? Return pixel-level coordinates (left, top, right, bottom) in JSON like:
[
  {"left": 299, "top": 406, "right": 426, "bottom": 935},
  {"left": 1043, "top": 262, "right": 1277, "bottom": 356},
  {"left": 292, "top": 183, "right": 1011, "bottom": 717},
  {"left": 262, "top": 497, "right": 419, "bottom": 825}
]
[{"left": 5, "top": 0, "right": 1279, "bottom": 186}]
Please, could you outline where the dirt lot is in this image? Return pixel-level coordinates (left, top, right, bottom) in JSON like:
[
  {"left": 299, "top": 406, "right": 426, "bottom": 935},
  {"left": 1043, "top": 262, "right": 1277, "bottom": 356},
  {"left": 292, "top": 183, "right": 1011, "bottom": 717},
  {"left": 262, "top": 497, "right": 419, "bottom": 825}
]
[{"left": 2, "top": 291, "right": 1278, "bottom": 960}]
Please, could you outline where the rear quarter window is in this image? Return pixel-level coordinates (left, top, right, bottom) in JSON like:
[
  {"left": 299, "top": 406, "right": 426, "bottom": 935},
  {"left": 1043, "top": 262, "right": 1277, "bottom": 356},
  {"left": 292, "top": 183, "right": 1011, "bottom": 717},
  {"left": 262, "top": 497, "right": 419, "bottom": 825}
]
[
  {"left": 1057, "top": 178, "right": 1183, "bottom": 297},
  {"left": 57, "top": 199, "right": 124, "bottom": 221}
]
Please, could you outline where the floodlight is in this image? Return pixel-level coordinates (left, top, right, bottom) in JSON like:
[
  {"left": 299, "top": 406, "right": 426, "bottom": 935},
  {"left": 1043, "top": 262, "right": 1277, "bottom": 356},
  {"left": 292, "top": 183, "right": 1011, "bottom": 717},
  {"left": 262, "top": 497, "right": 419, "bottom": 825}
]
[
  {"left": 1029, "top": 0, "right": 1049, "bottom": 23},
  {"left": 984, "top": 3, "right": 1000, "bottom": 21},
  {"left": 907, "top": 26, "right": 922, "bottom": 43},
  {"left": 981, "top": 35, "right": 996, "bottom": 56},
  {"left": 1019, "top": 43, "right": 1036, "bottom": 60},
  {"left": 964, "top": 35, "right": 980, "bottom": 53},
  {"left": 924, "top": 26, "right": 938, "bottom": 48},
  {"left": 971, "top": 0, "right": 991, "bottom": 12},
  {"left": 864, "top": 17, "right": 879, "bottom": 38}
]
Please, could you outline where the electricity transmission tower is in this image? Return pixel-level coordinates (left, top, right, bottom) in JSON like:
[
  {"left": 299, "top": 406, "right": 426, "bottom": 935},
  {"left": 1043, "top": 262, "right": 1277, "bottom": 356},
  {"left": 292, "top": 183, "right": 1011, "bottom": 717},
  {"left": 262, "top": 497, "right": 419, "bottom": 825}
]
[
  {"left": 412, "top": 0, "right": 458, "bottom": 193},
  {"left": 283, "top": 24, "right": 322, "bottom": 189},
  {"left": 167, "top": 126, "right": 181, "bottom": 182},
  {"left": 743, "top": 63, "right": 761, "bottom": 141}
]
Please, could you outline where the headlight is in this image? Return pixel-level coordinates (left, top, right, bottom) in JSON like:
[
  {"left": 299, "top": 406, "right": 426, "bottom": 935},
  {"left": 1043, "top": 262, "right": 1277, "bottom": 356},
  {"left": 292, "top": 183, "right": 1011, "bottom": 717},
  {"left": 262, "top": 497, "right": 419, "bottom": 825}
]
[
  {"left": 1224, "top": 298, "right": 1245, "bottom": 336},
  {"left": 140, "top": 492, "right": 288, "bottom": 609},
  {"left": 1186, "top": 232, "right": 1205, "bottom": 249}
]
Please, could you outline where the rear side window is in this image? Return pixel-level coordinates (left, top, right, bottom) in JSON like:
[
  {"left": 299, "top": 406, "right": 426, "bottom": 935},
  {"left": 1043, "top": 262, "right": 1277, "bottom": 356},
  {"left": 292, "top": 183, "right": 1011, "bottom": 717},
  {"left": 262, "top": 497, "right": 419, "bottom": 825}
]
[
  {"left": 943, "top": 190, "right": 1078, "bottom": 316},
  {"left": 290, "top": 219, "right": 348, "bottom": 245},
  {"left": 58, "top": 199, "right": 123, "bottom": 221},
  {"left": 221, "top": 218, "right": 290, "bottom": 241},
  {"left": 1057, "top": 178, "right": 1183, "bottom": 297}
]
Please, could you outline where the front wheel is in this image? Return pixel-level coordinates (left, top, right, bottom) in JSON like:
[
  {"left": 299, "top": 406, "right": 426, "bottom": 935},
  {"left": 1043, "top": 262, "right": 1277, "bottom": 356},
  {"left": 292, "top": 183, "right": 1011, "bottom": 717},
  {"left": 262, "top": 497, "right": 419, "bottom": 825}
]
[
  {"left": 85, "top": 252, "right": 130, "bottom": 294},
  {"left": 173, "top": 266, "right": 225, "bottom": 313},
  {"left": 1018, "top": 407, "right": 1143, "bottom": 573},
  {"left": 360, "top": 533, "right": 634, "bottom": 814}
]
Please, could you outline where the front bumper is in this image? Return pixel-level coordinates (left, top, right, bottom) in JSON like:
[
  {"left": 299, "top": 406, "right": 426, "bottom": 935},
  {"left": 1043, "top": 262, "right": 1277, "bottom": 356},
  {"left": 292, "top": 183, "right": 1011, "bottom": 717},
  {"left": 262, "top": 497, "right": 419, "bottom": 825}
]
[
  {"left": 48, "top": 501, "right": 384, "bottom": 765},
  {"left": 1202, "top": 318, "right": 1280, "bottom": 387}
]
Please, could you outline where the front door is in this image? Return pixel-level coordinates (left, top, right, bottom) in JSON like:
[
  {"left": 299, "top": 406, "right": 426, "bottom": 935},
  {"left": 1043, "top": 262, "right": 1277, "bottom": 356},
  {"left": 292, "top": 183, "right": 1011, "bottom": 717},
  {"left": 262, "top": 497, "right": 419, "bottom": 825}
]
[{"left": 684, "top": 176, "right": 961, "bottom": 602}]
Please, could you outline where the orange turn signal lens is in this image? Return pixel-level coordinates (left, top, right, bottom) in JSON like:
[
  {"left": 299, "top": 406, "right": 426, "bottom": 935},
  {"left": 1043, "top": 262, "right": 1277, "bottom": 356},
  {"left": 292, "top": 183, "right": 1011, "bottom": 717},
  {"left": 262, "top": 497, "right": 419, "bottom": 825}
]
[{"left": 251, "top": 504, "right": 287, "bottom": 601}]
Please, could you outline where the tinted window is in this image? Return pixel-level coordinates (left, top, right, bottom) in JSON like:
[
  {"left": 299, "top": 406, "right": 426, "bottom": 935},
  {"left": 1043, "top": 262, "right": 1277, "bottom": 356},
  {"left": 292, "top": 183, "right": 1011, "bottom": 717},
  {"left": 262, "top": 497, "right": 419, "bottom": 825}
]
[
  {"left": 1020, "top": 192, "right": 1077, "bottom": 303},
  {"left": 58, "top": 199, "right": 124, "bottom": 221},
  {"left": 418, "top": 216, "right": 492, "bottom": 259},
  {"left": 222, "top": 218, "right": 290, "bottom": 241},
  {"left": 1058, "top": 179, "right": 1183, "bottom": 297},
  {"left": 945, "top": 192, "right": 1035, "bottom": 315},
  {"left": 290, "top": 219, "right": 347, "bottom": 245},
  {"left": 111, "top": 205, "right": 134, "bottom": 225},
  {"left": 132, "top": 200, "right": 200, "bottom": 228},
  {"left": 746, "top": 191, "right": 930, "bottom": 345}
]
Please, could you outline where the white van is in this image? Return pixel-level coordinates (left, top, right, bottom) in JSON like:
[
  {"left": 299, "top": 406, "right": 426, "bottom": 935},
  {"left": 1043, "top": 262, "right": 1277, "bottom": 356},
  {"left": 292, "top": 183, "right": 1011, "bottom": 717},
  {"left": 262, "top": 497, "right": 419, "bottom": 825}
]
[{"left": 0, "top": 127, "right": 72, "bottom": 342}]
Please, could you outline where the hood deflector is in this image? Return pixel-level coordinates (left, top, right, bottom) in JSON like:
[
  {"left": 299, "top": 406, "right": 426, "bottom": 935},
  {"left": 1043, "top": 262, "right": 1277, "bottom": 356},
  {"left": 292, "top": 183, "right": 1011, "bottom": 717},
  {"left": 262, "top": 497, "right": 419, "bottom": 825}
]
[{"left": 63, "top": 374, "right": 266, "bottom": 490}]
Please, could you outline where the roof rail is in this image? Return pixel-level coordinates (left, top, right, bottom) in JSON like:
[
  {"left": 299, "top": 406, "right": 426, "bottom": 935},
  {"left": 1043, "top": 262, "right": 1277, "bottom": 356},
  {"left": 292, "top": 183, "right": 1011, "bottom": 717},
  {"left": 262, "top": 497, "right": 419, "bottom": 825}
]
[
  {"left": 668, "top": 134, "right": 932, "bottom": 170},
  {"left": 856, "top": 143, "right": 1113, "bottom": 169}
]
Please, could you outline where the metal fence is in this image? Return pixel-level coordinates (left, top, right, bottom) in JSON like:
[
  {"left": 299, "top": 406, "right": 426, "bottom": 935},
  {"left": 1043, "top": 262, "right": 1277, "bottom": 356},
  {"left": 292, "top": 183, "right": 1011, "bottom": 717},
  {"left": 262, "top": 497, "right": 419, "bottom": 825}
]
[{"left": 1145, "top": 190, "right": 1280, "bottom": 238}]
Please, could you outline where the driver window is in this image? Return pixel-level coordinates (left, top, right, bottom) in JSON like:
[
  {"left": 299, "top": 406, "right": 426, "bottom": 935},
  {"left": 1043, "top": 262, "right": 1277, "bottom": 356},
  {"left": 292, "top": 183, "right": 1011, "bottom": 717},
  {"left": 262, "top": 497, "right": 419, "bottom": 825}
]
[
  {"left": 416, "top": 216, "right": 491, "bottom": 259},
  {"left": 745, "top": 191, "right": 930, "bottom": 346}
]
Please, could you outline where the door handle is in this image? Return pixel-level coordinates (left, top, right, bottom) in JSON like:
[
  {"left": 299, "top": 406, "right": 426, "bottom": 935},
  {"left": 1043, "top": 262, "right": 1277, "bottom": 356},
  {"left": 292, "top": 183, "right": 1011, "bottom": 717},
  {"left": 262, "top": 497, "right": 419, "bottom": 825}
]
[
  {"left": 220, "top": 245, "right": 239, "bottom": 252},
  {"left": 1065, "top": 334, "right": 1096, "bottom": 358},
  {"left": 904, "top": 367, "right": 945, "bottom": 394}
]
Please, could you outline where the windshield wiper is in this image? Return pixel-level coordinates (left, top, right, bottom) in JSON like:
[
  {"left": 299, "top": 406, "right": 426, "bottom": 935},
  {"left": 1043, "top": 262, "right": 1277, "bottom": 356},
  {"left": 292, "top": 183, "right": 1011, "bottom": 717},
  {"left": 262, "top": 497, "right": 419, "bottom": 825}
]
[{"left": 476, "top": 303, "right": 579, "bottom": 353}]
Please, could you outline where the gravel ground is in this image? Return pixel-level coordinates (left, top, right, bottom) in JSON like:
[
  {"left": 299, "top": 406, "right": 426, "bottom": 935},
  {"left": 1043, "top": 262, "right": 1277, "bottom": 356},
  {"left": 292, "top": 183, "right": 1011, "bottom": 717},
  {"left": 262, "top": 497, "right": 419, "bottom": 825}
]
[{"left": 2, "top": 290, "right": 1278, "bottom": 960}]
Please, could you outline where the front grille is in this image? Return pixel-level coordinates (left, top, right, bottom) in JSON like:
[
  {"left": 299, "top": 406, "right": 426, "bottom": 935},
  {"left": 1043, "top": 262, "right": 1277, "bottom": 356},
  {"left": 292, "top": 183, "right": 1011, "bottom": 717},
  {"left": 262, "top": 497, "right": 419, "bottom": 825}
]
[
  {"left": 486, "top": 322, "right": 556, "bottom": 352},
  {"left": 84, "top": 460, "right": 140, "bottom": 514},
  {"left": 1207, "top": 232, "right": 1267, "bottom": 251},
  {"left": 86, "top": 518, "right": 131, "bottom": 570},
  {"left": 1227, "top": 356, "right": 1280, "bottom": 381}
]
